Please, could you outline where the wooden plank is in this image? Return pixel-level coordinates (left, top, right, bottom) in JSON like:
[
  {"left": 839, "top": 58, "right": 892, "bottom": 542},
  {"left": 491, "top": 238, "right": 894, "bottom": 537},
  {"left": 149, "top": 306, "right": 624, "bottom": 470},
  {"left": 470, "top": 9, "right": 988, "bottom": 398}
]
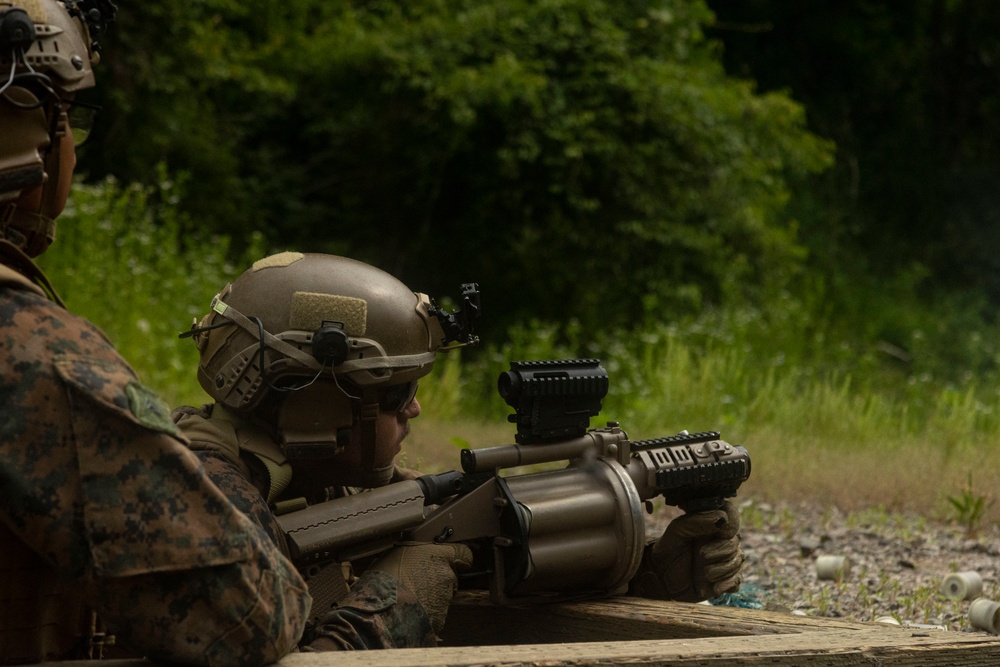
[
  {"left": 41, "top": 593, "right": 1000, "bottom": 667},
  {"left": 438, "top": 592, "right": 864, "bottom": 644},
  {"left": 279, "top": 633, "right": 1000, "bottom": 667}
]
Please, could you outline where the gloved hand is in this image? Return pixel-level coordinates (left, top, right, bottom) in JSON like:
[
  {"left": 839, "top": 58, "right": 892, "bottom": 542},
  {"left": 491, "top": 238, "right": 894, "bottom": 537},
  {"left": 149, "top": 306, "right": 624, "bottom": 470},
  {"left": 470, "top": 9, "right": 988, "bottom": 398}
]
[
  {"left": 391, "top": 464, "right": 423, "bottom": 482},
  {"left": 630, "top": 500, "right": 744, "bottom": 603},
  {"left": 367, "top": 542, "right": 474, "bottom": 635}
]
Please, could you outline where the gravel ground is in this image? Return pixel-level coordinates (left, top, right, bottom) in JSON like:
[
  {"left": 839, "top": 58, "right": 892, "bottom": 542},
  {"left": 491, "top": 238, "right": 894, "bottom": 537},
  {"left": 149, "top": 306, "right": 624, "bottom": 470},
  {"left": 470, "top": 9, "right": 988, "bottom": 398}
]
[{"left": 715, "top": 499, "right": 1000, "bottom": 633}]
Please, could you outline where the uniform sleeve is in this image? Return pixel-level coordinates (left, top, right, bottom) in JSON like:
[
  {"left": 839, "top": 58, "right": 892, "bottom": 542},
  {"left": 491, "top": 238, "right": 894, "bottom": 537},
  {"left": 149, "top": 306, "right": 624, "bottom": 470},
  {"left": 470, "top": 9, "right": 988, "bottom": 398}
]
[
  {"left": 174, "top": 406, "right": 292, "bottom": 554},
  {"left": 195, "top": 450, "right": 294, "bottom": 559},
  {"left": 0, "top": 293, "right": 310, "bottom": 666},
  {"left": 303, "top": 571, "right": 436, "bottom": 651}
]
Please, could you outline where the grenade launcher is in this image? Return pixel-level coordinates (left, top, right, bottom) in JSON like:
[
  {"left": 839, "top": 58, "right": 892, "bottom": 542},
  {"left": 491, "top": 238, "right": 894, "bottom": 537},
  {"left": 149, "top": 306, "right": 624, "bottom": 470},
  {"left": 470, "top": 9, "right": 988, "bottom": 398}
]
[{"left": 276, "top": 359, "right": 751, "bottom": 605}]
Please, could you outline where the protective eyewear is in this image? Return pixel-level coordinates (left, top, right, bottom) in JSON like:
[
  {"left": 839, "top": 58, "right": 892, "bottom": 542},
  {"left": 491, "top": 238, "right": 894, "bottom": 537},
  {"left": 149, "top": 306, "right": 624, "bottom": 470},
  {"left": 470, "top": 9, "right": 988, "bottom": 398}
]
[
  {"left": 378, "top": 382, "right": 418, "bottom": 413},
  {"left": 0, "top": 74, "right": 100, "bottom": 147}
]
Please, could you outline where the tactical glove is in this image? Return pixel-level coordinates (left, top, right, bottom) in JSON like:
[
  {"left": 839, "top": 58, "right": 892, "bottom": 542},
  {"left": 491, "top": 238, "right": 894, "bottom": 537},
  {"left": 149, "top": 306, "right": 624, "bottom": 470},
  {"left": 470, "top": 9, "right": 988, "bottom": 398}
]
[
  {"left": 390, "top": 464, "right": 423, "bottom": 482},
  {"left": 630, "top": 500, "right": 744, "bottom": 603},
  {"left": 367, "top": 542, "right": 474, "bottom": 635}
]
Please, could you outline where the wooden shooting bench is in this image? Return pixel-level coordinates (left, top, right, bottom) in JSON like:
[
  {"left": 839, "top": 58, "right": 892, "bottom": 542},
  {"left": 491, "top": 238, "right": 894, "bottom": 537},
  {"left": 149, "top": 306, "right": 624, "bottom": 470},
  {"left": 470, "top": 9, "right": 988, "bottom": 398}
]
[{"left": 43, "top": 591, "right": 1000, "bottom": 666}]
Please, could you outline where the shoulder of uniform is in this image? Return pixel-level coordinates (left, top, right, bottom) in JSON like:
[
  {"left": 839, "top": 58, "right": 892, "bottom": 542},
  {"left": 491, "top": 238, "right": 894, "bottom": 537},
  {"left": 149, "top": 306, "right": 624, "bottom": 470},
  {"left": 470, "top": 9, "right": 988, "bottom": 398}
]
[
  {"left": 171, "top": 403, "right": 213, "bottom": 422},
  {"left": 0, "top": 240, "right": 66, "bottom": 305},
  {"left": 0, "top": 262, "right": 47, "bottom": 297},
  {"left": 174, "top": 404, "right": 293, "bottom": 503}
]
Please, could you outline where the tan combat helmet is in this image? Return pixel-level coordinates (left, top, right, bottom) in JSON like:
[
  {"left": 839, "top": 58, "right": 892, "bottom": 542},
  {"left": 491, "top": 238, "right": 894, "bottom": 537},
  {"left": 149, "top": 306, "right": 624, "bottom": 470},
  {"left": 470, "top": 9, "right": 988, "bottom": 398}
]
[
  {"left": 0, "top": 0, "right": 115, "bottom": 256},
  {"left": 186, "top": 251, "right": 479, "bottom": 473}
]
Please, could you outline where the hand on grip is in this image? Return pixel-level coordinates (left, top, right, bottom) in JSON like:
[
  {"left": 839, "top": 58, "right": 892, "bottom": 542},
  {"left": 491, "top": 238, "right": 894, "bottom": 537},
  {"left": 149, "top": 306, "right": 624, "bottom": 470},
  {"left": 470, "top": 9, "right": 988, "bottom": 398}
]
[
  {"left": 631, "top": 500, "right": 745, "bottom": 602},
  {"left": 367, "top": 542, "right": 474, "bottom": 634}
]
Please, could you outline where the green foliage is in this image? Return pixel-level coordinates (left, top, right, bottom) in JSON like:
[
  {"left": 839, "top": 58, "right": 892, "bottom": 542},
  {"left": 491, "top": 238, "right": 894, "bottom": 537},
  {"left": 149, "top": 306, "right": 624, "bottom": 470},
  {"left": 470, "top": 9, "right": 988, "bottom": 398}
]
[
  {"left": 435, "top": 268, "right": 1000, "bottom": 446},
  {"left": 32, "top": 187, "right": 1000, "bottom": 522},
  {"left": 80, "top": 0, "right": 310, "bottom": 232},
  {"left": 37, "top": 175, "right": 264, "bottom": 407},
  {"left": 80, "top": 0, "right": 832, "bottom": 342},
  {"left": 276, "top": 0, "right": 832, "bottom": 336},
  {"left": 709, "top": 0, "right": 1000, "bottom": 319},
  {"left": 946, "top": 474, "right": 994, "bottom": 538}
]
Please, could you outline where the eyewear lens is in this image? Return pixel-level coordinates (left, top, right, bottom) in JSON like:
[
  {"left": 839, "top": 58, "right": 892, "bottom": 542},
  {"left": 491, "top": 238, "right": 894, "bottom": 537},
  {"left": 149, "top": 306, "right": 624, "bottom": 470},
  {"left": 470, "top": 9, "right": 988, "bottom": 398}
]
[
  {"left": 379, "top": 382, "right": 418, "bottom": 413},
  {"left": 66, "top": 100, "right": 100, "bottom": 147}
]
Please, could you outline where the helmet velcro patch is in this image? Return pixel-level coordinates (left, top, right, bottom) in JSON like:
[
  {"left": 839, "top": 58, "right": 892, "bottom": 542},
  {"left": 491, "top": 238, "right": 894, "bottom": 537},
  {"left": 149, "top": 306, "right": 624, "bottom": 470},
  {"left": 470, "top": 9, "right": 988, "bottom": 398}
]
[
  {"left": 251, "top": 251, "right": 304, "bottom": 271},
  {"left": 290, "top": 291, "right": 367, "bottom": 335}
]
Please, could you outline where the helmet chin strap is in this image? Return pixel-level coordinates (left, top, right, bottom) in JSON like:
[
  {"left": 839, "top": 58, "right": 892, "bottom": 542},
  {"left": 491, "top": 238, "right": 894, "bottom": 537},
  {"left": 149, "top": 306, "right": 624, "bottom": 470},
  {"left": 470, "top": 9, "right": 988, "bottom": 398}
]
[
  {"left": 35, "top": 111, "right": 67, "bottom": 222},
  {"left": 358, "top": 388, "right": 395, "bottom": 488}
]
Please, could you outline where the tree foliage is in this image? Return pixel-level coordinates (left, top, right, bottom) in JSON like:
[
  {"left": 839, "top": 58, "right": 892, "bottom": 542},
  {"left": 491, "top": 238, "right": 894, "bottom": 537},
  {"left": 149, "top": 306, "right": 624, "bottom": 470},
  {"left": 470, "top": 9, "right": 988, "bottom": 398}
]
[
  {"left": 80, "top": 0, "right": 831, "bottom": 341},
  {"left": 708, "top": 0, "right": 1000, "bottom": 309}
]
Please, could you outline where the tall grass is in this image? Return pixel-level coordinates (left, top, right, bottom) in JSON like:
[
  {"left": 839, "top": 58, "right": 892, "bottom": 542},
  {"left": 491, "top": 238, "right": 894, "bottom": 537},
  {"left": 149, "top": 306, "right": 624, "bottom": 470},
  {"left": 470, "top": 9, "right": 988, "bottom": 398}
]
[
  {"left": 412, "top": 316, "right": 1000, "bottom": 522},
  {"left": 41, "top": 176, "right": 1000, "bottom": 523},
  {"left": 38, "top": 175, "right": 262, "bottom": 407}
]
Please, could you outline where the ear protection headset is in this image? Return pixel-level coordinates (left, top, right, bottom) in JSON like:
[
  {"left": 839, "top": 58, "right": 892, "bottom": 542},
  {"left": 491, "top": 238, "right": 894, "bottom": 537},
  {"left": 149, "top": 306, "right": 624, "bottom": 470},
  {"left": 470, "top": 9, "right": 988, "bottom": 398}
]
[
  {"left": 0, "top": 6, "right": 46, "bottom": 214},
  {"left": 0, "top": 8, "right": 35, "bottom": 55},
  {"left": 1, "top": 1, "right": 117, "bottom": 57}
]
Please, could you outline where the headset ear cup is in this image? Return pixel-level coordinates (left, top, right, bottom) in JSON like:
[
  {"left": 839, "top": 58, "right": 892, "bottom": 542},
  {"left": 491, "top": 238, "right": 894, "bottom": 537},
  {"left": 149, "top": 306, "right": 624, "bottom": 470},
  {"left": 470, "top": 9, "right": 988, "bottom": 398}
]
[
  {"left": 0, "top": 87, "right": 49, "bottom": 200},
  {"left": 0, "top": 8, "right": 36, "bottom": 52},
  {"left": 278, "top": 383, "right": 355, "bottom": 459}
]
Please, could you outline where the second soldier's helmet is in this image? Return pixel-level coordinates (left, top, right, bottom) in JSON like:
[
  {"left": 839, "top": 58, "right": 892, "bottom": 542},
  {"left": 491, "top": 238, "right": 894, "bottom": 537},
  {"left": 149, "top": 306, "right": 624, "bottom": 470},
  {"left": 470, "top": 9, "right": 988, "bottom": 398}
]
[
  {"left": 0, "top": 0, "right": 115, "bottom": 255},
  {"left": 188, "top": 251, "right": 477, "bottom": 464}
]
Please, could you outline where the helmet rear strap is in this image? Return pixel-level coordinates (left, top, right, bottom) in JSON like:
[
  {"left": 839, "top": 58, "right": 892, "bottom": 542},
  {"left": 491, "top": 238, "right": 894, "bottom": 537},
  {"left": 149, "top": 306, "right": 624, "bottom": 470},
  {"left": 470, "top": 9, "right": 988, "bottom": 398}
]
[
  {"left": 212, "top": 296, "right": 323, "bottom": 371},
  {"left": 358, "top": 389, "right": 391, "bottom": 485}
]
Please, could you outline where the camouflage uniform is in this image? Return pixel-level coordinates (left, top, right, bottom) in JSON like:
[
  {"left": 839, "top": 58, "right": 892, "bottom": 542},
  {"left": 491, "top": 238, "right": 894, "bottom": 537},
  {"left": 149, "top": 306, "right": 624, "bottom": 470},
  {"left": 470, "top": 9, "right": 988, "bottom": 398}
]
[
  {"left": 0, "top": 243, "right": 311, "bottom": 665},
  {"left": 173, "top": 402, "right": 436, "bottom": 650}
]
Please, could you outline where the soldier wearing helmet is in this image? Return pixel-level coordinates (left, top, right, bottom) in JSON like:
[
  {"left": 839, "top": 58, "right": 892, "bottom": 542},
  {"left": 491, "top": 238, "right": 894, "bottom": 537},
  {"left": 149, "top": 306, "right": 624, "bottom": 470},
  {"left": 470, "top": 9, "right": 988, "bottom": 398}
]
[
  {"left": 0, "top": 0, "right": 99, "bottom": 256},
  {"left": 174, "top": 251, "right": 744, "bottom": 650},
  {"left": 174, "top": 251, "right": 477, "bottom": 649},
  {"left": 190, "top": 251, "right": 451, "bottom": 486},
  {"left": 0, "top": 2, "right": 310, "bottom": 664}
]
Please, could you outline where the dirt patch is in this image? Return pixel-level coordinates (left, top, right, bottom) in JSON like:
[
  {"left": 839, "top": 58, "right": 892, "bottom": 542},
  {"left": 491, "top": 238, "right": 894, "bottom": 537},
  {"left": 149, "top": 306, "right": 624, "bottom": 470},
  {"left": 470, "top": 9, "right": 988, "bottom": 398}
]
[{"left": 647, "top": 498, "right": 1000, "bottom": 633}]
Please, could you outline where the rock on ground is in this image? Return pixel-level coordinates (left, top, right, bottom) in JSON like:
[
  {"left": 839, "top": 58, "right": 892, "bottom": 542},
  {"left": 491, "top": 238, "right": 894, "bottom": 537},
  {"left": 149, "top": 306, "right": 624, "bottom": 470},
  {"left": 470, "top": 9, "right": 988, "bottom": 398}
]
[{"left": 648, "top": 499, "right": 1000, "bottom": 633}]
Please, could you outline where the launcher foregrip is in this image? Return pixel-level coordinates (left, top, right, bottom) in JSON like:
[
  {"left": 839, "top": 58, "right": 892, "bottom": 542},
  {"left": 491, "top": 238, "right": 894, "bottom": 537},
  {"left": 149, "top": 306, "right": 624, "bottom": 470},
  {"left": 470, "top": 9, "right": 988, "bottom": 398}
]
[{"left": 626, "top": 431, "right": 752, "bottom": 512}]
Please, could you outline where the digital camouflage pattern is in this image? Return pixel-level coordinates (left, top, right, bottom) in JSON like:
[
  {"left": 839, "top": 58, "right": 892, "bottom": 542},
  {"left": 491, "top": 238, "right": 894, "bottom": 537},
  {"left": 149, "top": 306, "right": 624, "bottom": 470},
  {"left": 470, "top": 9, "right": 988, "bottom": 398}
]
[
  {"left": 175, "top": 404, "right": 438, "bottom": 650},
  {"left": 302, "top": 571, "right": 435, "bottom": 650},
  {"left": 0, "top": 269, "right": 311, "bottom": 665}
]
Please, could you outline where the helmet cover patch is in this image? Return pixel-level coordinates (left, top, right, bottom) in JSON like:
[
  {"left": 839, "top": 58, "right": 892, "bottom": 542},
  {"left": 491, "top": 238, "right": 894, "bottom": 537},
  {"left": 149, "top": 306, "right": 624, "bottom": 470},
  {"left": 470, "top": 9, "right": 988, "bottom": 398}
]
[
  {"left": 251, "top": 251, "right": 304, "bottom": 271},
  {"left": 289, "top": 291, "right": 367, "bottom": 335}
]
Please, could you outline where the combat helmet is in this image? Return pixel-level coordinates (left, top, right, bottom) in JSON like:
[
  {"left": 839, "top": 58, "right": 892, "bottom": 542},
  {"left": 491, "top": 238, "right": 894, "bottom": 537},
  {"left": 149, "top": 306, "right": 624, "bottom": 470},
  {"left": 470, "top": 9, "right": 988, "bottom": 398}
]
[
  {"left": 0, "top": 0, "right": 115, "bottom": 256},
  {"left": 186, "top": 251, "right": 479, "bottom": 475}
]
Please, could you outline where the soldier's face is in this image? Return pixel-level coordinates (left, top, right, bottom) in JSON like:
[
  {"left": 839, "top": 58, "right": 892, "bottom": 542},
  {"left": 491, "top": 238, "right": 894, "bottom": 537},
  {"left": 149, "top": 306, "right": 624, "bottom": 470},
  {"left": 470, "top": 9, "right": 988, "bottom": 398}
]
[
  {"left": 322, "top": 395, "right": 421, "bottom": 487},
  {"left": 380, "top": 395, "right": 421, "bottom": 462}
]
